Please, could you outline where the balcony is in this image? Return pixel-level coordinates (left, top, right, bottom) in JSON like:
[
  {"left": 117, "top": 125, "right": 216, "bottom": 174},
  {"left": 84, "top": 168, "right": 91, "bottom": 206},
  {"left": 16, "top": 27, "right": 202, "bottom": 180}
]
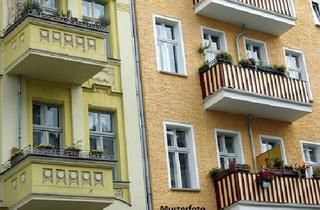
[
  {"left": 199, "top": 61, "right": 312, "bottom": 122},
  {"left": 213, "top": 170, "right": 320, "bottom": 210},
  {"left": 193, "top": 0, "right": 296, "bottom": 35},
  {"left": 0, "top": 147, "right": 117, "bottom": 210},
  {"left": 2, "top": 11, "right": 108, "bottom": 85}
]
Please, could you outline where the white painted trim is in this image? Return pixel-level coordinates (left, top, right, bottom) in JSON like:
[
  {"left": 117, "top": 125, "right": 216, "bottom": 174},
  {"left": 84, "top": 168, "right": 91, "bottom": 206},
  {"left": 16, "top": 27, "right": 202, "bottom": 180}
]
[
  {"left": 259, "top": 135, "right": 288, "bottom": 164},
  {"left": 243, "top": 36, "right": 269, "bottom": 65},
  {"left": 283, "top": 47, "right": 313, "bottom": 101},
  {"left": 310, "top": 0, "right": 320, "bottom": 25},
  {"left": 300, "top": 140, "right": 320, "bottom": 162},
  {"left": 200, "top": 26, "right": 229, "bottom": 52},
  {"left": 152, "top": 14, "right": 188, "bottom": 76},
  {"left": 163, "top": 121, "right": 200, "bottom": 190},
  {"left": 213, "top": 128, "right": 245, "bottom": 168}
]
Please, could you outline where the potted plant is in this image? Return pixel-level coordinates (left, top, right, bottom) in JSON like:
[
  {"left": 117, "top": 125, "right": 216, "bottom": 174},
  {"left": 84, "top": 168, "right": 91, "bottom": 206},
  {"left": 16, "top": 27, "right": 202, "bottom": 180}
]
[
  {"left": 215, "top": 51, "right": 232, "bottom": 64},
  {"left": 272, "top": 64, "right": 287, "bottom": 76},
  {"left": 19, "top": 0, "right": 42, "bottom": 16},
  {"left": 236, "top": 164, "right": 251, "bottom": 173},
  {"left": 239, "top": 58, "right": 256, "bottom": 69},
  {"left": 293, "top": 163, "right": 309, "bottom": 178},
  {"left": 209, "top": 167, "right": 228, "bottom": 181},
  {"left": 198, "top": 60, "right": 209, "bottom": 73},
  {"left": 90, "top": 149, "right": 104, "bottom": 158},
  {"left": 64, "top": 144, "right": 81, "bottom": 157},
  {"left": 283, "top": 165, "right": 296, "bottom": 176},
  {"left": 312, "top": 167, "right": 320, "bottom": 179},
  {"left": 96, "top": 15, "right": 110, "bottom": 28},
  {"left": 256, "top": 171, "right": 274, "bottom": 189},
  {"left": 36, "top": 144, "right": 54, "bottom": 150},
  {"left": 10, "top": 148, "right": 24, "bottom": 164}
]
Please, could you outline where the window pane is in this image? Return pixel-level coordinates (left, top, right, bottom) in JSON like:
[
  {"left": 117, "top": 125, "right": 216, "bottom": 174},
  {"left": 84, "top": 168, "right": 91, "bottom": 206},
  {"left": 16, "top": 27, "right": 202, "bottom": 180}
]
[
  {"left": 313, "top": 2, "right": 320, "bottom": 21},
  {"left": 225, "top": 136, "right": 235, "bottom": 153},
  {"left": 103, "top": 137, "right": 115, "bottom": 157},
  {"left": 33, "top": 131, "right": 43, "bottom": 146},
  {"left": 90, "top": 136, "right": 98, "bottom": 150},
  {"left": 253, "top": 46, "right": 261, "bottom": 60},
  {"left": 179, "top": 153, "right": 190, "bottom": 188},
  {"left": 47, "top": 106, "right": 59, "bottom": 128},
  {"left": 33, "top": 104, "right": 41, "bottom": 125},
  {"left": 82, "top": 0, "right": 92, "bottom": 17},
  {"left": 217, "top": 135, "right": 223, "bottom": 152},
  {"left": 100, "top": 113, "right": 112, "bottom": 133},
  {"left": 40, "top": 0, "right": 57, "bottom": 8},
  {"left": 49, "top": 132, "right": 60, "bottom": 148},
  {"left": 169, "top": 152, "right": 177, "bottom": 188},
  {"left": 176, "top": 130, "right": 187, "bottom": 148},
  {"left": 211, "top": 36, "right": 220, "bottom": 51},
  {"left": 94, "top": 3, "right": 105, "bottom": 18},
  {"left": 89, "top": 112, "right": 99, "bottom": 132},
  {"left": 164, "top": 25, "right": 174, "bottom": 40},
  {"left": 166, "top": 43, "right": 177, "bottom": 73},
  {"left": 261, "top": 142, "right": 268, "bottom": 153},
  {"left": 309, "top": 148, "right": 317, "bottom": 162},
  {"left": 220, "top": 157, "right": 226, "bottom": 170},
  {"left": 303, "top": 148, "right": 309, "bottom": 161},
  {"left": 166, "top": 130, "right": 174, "bottom": 146}
]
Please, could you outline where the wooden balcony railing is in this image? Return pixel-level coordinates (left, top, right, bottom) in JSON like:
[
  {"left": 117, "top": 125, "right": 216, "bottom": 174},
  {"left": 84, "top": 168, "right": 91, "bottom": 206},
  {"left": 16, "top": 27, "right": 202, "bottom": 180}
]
[
  {"left": 199, "top": 61, "right": 310, "bottom": 104},
  {"left": 193, "top": 0, "right": 293, "bottom": 17},
  {"left": 214, "top": 171, "right": 320, "bottom": 210}
]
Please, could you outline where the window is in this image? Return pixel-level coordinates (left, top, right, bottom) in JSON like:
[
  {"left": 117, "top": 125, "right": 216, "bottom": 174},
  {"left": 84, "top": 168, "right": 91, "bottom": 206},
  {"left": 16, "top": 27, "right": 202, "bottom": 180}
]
[
  {"left": 215, "top": 130, "right": 244, "bottom": 170},
  {"left": 244, "top": 38, "right": 268, "bottom": 64},
  {"left": 165, "top": 122, "right": 199, "bottom": 189},
  {"left": 312, "top": 0, "right": 320, "bottom": 24},
  {"left": 154, "top": 16, "right": 186, "bottom": 75},
  {"left": 260, "top": 135, "right": 287, "bottom": 163},
  {"left": 285, "top": 49, "right": 307, "bottom": 80},
  {"left": 82, "top": 0, "right": 106, "bottom": 19},
  {"left": 301, "top": 141, "right": 320, "bottom": 177},
  {"left": 37, "top": 0, "right": 58, "bottom": 12},
  {"left": 89, "top": 111, "right": 115, "bottom": 158},
  {"left": 202, "top": 27, "right": 227, "bottom": 63},
  {"left": 33, "top": 104, "right": 62, "bottom": 148}
]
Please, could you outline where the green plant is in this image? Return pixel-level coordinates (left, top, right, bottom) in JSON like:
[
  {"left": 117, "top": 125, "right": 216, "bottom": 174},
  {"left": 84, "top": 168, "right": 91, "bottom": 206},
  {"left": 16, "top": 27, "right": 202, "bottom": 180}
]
[
  {"left": 19, "top": 0, "right": 42, "bottom": 16},
  {"left": 264, "top": 158, "right": 273, "bottom": 168},
  {"left": 10, "top": 150, "right": 24, "bottom": 161},
  {"left": 293, "top": 163, "right": 309, "bottom": 177},
  {"left": 284, "top": 165, "right": 294, "bottom": 170},
  {"left": 198, "top": 43, "right": 210, "bottom": 55},
  {"left": 216, "top": 51, "right": 232, "bottom": 64},
  {"left": 97, "top": 15, "right": 110, "bottom": 27},
  {"left": 273, "top": 158, "right": 284, "bottom": 169},
  {"left": 272, "top": 64, "right": 287, "bottom": 72},
  {"left": 209, "top": 167, "right": 222, "bottom": 177},
  {"left": 36, "top": 144, "right": 55, "bottom": 150},
  {"left": 198, "top": 60, "right": 209, "bottom": 72}
]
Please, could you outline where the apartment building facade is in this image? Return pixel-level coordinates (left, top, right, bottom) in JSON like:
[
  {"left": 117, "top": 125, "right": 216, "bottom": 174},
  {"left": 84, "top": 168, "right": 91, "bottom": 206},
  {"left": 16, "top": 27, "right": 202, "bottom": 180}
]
[
  {"left": 0, "top": 0, "right": 147, "bottom": 210},
  {"left": 134, "top": 0, "right": 320, "bottom": 209}
]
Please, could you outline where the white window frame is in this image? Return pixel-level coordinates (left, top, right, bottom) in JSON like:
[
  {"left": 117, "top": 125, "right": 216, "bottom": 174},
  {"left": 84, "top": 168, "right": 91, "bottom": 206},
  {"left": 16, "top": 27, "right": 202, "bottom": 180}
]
[
  {"left": 311, "top": 0, "right": 320, "bottom": 25},
  {"left": 259, "top": 135, "right": 288, "bottom": 164},
  {"left": 163, "top": 121, "right": 199, "bottom": 190},
  {"left": 283, "top": 47, "right": 313, "bottom": 100},
  {"left": 82, "top": 0, "right": 106, "bottom": 20},
  {"left": 300, "top": 140, "right": 320, "bottom": 177},
  {"left": 214, "top": 129, "right": 244, "bottom": 169},
  {"left": 243, "top": 37, "right": 269, "bottom": 65},
  {"left": 33, "top": 103, "right": 63, "bottom": 148},
  {"left": 36, "top": 0, "right": 58, "bottom": 13},
  {"left": 200, "top": 26, "right": 228, "bottom": 63},
  {"left": 153, "top": 15, "right": 187, "bottom": 76}
]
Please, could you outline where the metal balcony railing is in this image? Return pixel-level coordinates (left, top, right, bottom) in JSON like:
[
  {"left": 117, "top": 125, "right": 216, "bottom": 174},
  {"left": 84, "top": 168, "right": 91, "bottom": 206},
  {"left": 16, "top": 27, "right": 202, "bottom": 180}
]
[{"left": 1, "top": 146, "right": 116, "bottom": 174}]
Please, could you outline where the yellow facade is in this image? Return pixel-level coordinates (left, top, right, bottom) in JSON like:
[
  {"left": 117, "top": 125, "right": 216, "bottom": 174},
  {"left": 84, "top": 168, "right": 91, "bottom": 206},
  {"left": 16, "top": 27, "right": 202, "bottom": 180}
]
[
  {"left": 135, "top": 0, "right": 320, "bottom": 209},
  {"left": 0, "top": 0, "right": 147, "bottom": 210}
]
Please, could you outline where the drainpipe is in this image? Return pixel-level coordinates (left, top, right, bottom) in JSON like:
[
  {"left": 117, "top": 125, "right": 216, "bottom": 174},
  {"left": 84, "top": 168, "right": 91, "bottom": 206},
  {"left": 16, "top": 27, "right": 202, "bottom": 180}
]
[
  {"left": 18, "top": 75, "right": 22, "bottom": 149},
  {"left": 129, "top": 1, "right": 153, "bottom": 210},
  {"left": 236, "top": 25, "right": 246, "bottom": 62},
  {"left": 248, "top": 115, "right": 257, "bottom": 172}
]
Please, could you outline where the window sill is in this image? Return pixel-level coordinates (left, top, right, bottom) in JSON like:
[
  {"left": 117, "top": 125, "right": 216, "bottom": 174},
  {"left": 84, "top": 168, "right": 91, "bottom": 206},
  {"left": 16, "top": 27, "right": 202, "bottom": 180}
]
[
  {"left": 170, "top": 188, "right": 200, "bottom": 192},
  {"left": 159, "top": 70, "right": 188, "bottom": 78}
]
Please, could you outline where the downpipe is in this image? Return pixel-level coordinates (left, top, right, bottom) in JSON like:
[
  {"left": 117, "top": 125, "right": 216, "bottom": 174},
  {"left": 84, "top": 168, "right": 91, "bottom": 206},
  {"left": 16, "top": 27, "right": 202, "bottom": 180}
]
[
  {"left": 248, "top": 115, "right": 257, "bottom": 172},
  {"left": 18, "top": 75, "right": 22, "bottom": 149},
  {"left": 129, "top": 0, "right": 153, "bottom": 210}
]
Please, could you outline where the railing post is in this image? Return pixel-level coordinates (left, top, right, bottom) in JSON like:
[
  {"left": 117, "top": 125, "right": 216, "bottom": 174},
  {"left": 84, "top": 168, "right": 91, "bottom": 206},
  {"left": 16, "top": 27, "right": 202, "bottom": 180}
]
[
  {"left": 199, "top": 72, "right": 207, "bottom": 99},
  {"left": 214, "top": 180, "right": 221, "bottom": 210}
]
